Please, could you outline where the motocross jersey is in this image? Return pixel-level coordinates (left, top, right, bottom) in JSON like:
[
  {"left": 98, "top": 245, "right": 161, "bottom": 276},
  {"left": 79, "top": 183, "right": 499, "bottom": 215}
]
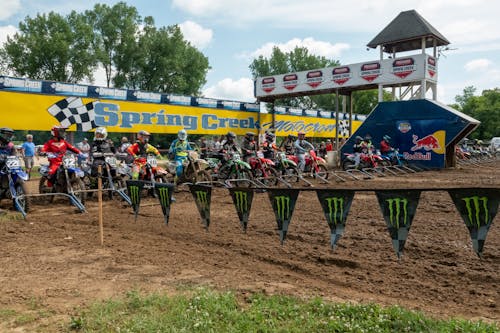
[
  {"left": 169, "top": 139, "right": 192, "bottom": 158},
  {"left": 91, "top": 140, "right": 116, "bottom": 160},
  {"left": 221, "top": 140, "right": 240, "bottom": 154},
  {"left": 294, "top": 139, "right": 314, "bottom": 155},
  {"left": 127, "top": 142, "right": 160, "bottom": 158},
  {"left": 0, "top": 142, "right": 15, "bottom": 156},
  {"left": 241, "top": 139, "right": 257, "bottom": 158},
  {"left": 261, "top": 140, "right": 277, "bottom": 159},
  {"left": 380, "top": 140, "right": 392, "bottom": 154},
  {"left": 42, "top": 139, "right": 81, "bottom": 161}
]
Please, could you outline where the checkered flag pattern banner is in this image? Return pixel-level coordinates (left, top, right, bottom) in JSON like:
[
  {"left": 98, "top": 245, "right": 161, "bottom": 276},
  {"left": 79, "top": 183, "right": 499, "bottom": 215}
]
[
  {"left": 47, "top": 97, "right": 98, "bottom": 132},
  {"left": 337, "top": 120, "right": 349, "bottom": 137}
]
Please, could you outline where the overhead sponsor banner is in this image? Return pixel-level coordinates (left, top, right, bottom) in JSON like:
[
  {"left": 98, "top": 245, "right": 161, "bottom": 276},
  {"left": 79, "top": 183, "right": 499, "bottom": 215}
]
[
  {"left": 228, "top": 187, "right": 254, "bottom": 232},
  {"left": 154, "top": 182, "right": 175, "bottom": 225},
  {"left": 375, "top": 190, "right": 421, "bottom": 259},
  {"left": 267, "top": 189, "right": 300, "bottom": 244},
  {"left": 448, "top": 189, "right": 500, "bottom": 258},
  {"left": 126, "top": 180, "right": 145, "bottom": 220},
  {"left": 256, "top": 54, "right": 436, "bottom": 99},
  {"left": 315, "top": 190, "right": 355, "bottom": 249},
  {"left": 190, "top": 184, "right": 212, "bottom": 230},
  {"left": 0, "top": 90, "right": 360, "bottom": 137}
]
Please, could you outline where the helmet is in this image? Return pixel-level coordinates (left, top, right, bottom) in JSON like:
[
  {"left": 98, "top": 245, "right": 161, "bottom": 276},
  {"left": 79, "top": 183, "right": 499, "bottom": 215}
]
[
  {"left": 121, "top": 136, "right": 128, "bottom": 143},
  {"left": 178, "top": 129, "right": 187, "bottom": 141},
  {"left": 287, "top": 134, "right": 295, "bottom": 139},
  {"left": 0, "top": 127, "right": 14, "bottom": 143},
  {"left": 245, "top": 132, "right": 255, "bottom": 140},
  {"left": 137, "top": 130, "right": 150, "bottom": 144},
  {"left": 51, "top": 126, "right": 67, "bottom": 139},
  {"left": 94, "top": 127, "right": 108, "bottom": 141},
  {"left": 265, "top": 132, "right": 275, "bottom": 141},
  {"left": 355, "top": 136, "right": 363, "bottom": 142},
  {"left": 227, "top": 131, "right": 236, "bottom": 140},
  {"left": 364, "top": 134, "right": 372, "bottom": 141},
  {"left": 383, "top": 135, "right": 391, "bottom": 142}
]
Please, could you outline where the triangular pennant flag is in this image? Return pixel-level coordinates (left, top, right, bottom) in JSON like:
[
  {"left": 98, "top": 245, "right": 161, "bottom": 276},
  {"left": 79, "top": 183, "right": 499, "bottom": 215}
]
[
  {"left": 228, "top": 187, "right": 254, "bottom": 232},
  {"left": 267, "top": 189, "right": 300, "bottom": 245},
  {"left": 154, "top": 182, "right": 175, "bottom": 225},
  {"left": 375, "top": 190, "right": 421, "bottom": 259},
  {"left": 448, "top": 188, "right": 500, "bottom": 258},
  {"left": 189, "top": 184, "right": 212, "bottom": 230},
  {"left": 126, "top": 180, "right": 145, "bottom": 221},
  {"left": 315, "top": 190, "right": 355, "bottom": 250}
]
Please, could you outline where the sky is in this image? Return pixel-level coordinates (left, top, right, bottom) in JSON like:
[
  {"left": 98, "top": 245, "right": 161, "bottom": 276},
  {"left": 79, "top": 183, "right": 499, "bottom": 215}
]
[{"left": 1, "top": 0, "right": 500, "bottom": 105}]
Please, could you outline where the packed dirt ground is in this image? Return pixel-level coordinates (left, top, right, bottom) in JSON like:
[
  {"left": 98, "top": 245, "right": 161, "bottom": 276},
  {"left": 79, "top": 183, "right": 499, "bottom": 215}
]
[{"left": 0, "top": 161, "right": 499, "bottom": 330}]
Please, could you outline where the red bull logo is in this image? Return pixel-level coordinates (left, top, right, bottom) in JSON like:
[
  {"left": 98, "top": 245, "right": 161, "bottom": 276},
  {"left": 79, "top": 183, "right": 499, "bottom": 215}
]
[{"left": 411, "top": 134, "right": 440, "bottom": 151}]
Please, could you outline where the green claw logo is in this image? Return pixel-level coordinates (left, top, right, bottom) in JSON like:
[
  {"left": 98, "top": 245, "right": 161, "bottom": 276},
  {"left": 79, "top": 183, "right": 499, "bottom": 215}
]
[
  {"left": 462, "top": 196, "right": 489, "bottom": 228},
  {"left": 274, "top": 195, "right": 290, "bottom": 221},
  {"left": 157, "top": 187, "right": 170, "bottom": 207},
  {"left": 129, "top": 185, "right": 140, "bottom": 204},
  {"left": 234, "top": 191, "right": 248, "bottom": 213},
  {"left": 325, "top": 197, "right": 344, "bottom": 225},
  {"left": 386, "top": 198, "right": 408, "bottom": 228},
  {"left": 196, "top": 190, "right": 209, "bottom": 210}
]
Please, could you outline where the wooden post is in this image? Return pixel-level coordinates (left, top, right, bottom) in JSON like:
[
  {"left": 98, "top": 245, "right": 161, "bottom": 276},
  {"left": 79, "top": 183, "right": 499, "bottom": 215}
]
[{"left": 98, "top": 164, "right": 103, "bottom": 245}]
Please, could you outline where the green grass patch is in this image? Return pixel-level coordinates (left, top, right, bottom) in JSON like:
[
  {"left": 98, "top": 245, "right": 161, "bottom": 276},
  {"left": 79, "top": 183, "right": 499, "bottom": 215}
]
[{"left": 67, "top": 288, "right": 499, "bottom": 333}]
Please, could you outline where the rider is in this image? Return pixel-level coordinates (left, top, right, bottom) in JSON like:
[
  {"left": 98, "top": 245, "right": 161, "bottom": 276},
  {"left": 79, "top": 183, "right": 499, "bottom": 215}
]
[
  {"left": 220, "top": 131, "right": 240, "bottom": 154},
  {"left": 0, "top": 128, "right": 16, "bottom": 157},
  {"left": 380, "top": 135, "right": 393, "bottom": 155},
  {"left": 90, "top": 127, "right": 116, "bottom": 177},
  {"left": 127, "top": 130, "right": 161, "bottom": 180},
  {"left": 352, "top": 135, "right": 364, "bottom": 168},
  {"left": 41, "top": 126, "right": 82, "bottom": 187},
  {"left": 294, "top": 132, "right": 315, "bottom": 172},
  {"left": 241, "top": 132, "right": 257, "bottom": 163},
  {"left": 261, "top": 131, "right": 277, "bottom": 159},
  {"left": 168, "top": 129, "right": 193, "bottom": 181},
  {"left": 361, "top": 134, "right": 374, "bottom": 154},
  {"left": 279, "top": 134, "right": 296, "bottom": 155}
]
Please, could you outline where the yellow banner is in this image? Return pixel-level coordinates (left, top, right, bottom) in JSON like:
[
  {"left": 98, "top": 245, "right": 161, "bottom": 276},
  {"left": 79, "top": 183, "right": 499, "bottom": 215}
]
[{"left": 0, "top": 91, "right": 360, "bottom": 137}]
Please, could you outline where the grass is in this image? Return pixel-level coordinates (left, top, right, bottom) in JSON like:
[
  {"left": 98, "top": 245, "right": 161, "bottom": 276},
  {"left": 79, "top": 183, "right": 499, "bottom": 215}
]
[{"left": 61, "top": 288, "right": 499, "bottom": 333}]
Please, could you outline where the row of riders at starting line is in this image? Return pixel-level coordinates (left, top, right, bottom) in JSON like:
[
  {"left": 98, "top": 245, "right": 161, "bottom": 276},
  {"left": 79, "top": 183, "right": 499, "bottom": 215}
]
[{"left": 0, "top": 125, "right": 402, "bottom": 214}]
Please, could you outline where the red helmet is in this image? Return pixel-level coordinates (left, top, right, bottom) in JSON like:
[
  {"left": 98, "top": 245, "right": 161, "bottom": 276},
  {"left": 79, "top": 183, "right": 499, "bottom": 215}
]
[{"left": 51, "top": 125, "right": 67, "bottom": 139}]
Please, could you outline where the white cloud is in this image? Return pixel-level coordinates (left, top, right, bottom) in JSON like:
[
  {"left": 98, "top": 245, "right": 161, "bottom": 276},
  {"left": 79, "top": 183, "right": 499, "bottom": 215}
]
[
  {"left": 203, "top": 77, "right": 255, "bottom": 102},
  {"left": 0, "top": 25, "right": 17, "bottom": 45},
  {"left": 178, "top": 21, "right": 213, "bottom": 49},
  {"left": 247, "top": 38, "right": 349, "bottom": 59},
  {"left": 464, "top": 59, "right": 493, "bottom": 72},
  {"left": 0, "top": 0, "right": 21, "bottom": 21}
]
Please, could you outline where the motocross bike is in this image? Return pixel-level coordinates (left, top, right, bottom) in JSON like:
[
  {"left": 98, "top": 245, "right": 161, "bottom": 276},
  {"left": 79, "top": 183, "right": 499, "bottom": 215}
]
[
  {"left": 247, "top": 151, "right": 279, "bottom": 186},
  {"left": 39, "top": 152, "right": 86, "bottom": 205},
  {"left": 288, "top": 150, "right": 329, "bottom": 179},
  {"left": 167, "top": 150, "right": 212, "bottom": 184},
  {"left": 129, "top": 154, "right": 169, "bottom": 197},
  {"left": 380, "top": 148, "right": 408, "bottom": 167},
  {"left": 217, "top": 152, "right": 253, "bottom": 187},
  {"left": 83, "top": 152, "right": 129, "bottom": 202},
  {"left": 273, "top": 151, "right": 300, "bottom": 183},
  {"left": 342, "top": 151, "right": 384, "bottom": 170},
  {"left": 0, "top": 155, "right": 30, "bottom": 213}
]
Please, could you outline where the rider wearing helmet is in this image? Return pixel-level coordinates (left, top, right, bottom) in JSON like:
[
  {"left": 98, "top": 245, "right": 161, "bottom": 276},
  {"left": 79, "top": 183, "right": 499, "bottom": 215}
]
[
  {"left": 294, "top": 131, "right": 315, "bottom": 172},
  {"left": 127, "top": 130, "right": 161, "bottom": 179},
  {"left": 380, "top": 135, "right": 393, "bottom": 155},
  {"left": 168, "top": 129, "right": 193, "bottom": 180},
  {"left": 279, "top": 134, "right": 296, "bottom": 155},
  {"left": 241, "top": 132, "right": 257, "bottom": 163},
  {"left": 361, "top": 134, "right": 373, "bottom": 154},
  {"left": 41, "top": 125, "right": 82, "bottom": 187},
  {"left": 90, "top": 127, "right": 116, "bottom": 177},
  {"left": 352, "top": 135, "right": 364, "bottom": 168},
  {"left": 221, "top": 131, "right": 240, "bottom": 154},
  {"left": 262, "top": 131, "right": 277, "bottom": 159},
  {"left": 0, "top": 127, "right": 16, "bottom": 156}
]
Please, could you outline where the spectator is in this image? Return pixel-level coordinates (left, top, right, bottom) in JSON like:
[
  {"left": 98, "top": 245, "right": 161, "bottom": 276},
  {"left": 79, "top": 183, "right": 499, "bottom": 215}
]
[
  {"left": 21, "top": 134, "right": 36, "bottom": 179},
  {"left": 325, "top": 139, "right": 333, "bottom": 152}
]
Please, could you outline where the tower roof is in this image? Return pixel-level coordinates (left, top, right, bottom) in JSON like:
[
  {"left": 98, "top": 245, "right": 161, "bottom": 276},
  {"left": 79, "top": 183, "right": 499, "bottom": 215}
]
[{"left": 367, "top": 10, "right": 450, "bottom": 53}]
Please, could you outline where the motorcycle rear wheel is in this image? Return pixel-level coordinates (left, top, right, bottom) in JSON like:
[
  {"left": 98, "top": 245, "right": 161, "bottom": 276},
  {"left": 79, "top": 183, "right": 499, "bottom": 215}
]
[
  {"left": 14, "top": 180, "right": 29, "bottom": 213},
  {"left": 70, "top": 176, "right": 86, "bottom": 205},
  {"left": 282, "top": 166, "right": 300, "bottom": 183}
]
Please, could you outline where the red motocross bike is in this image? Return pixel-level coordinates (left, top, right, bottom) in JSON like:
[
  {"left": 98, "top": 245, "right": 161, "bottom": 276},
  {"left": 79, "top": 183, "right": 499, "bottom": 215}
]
[
  {"left": 247, "top": 151, "right": 279, "bottom": 186},
  {"left": 288, "top": 150, "right": 329, "bottom": 179}
]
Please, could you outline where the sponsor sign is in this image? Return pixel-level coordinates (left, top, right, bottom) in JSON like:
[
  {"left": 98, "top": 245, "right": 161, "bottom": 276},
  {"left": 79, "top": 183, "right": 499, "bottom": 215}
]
[
  {"left": 360, "top": 62, "right": 381, "bottom": 82},
  {"left": 261, "top": 77, "right": 276, "bottom": 93},
  {"left": 189, "top": 184, "right": 212, "bottom": 230},
  {"left": 283, "top": 74, "right": 298, "bottom": 91},
  {"left": 427, "top": 56, "right": 437, "bottom": 78},
  {"left": 126, "top": 180, "right": 145, "bottom": 220},
  {"left": 154, "top": 182, "right": 175, "bottom": 224},
  {"left": 392, "top": 58, "right": 416, "bottom": 79},
  {"left": 375, "top": 190, "right": 421, "bottom": 258},
  {"left": 306, "top": 70, "right": 323, "bottom": 88},
  {"left": 267, "top": 189, "right": 300, "bottom": 244},
  {"left": 0, "top": 77, "right": 42, "bottom": 92},
  {"left": 316, "top": 190, "right": 355, "bottom": 249},
  {"left": 448, "top": 189, "right": 500, "bottom": 257},
  {"left": 229, "top": 188, "right": 254, "bottom": 231},
  {"left": 332, "top": 66, "right": 352, "bottom": 85}
]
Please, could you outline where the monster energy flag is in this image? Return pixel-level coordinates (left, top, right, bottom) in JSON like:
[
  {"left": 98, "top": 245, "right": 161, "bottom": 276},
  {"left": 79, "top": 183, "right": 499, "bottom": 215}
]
[
  {"left": 154, "top": 182, "right": 175, "bottom": 225},
  {"left": 375, "top": 190, "right": 421, "bottom": 259},
  {"left": 448, "top": 188, "right": 500, "bottom": 258},
  {"left": 228, "top": 187, "right": 254, "bottom": 232},
  {"left": 189, "top": 184, "right": 212, "bottom": 230},
  {"left": 126, "top": 180, "right": 145, "bottom": 220},
  {"left": 267, "top": 189, "right": 300, "bottom": 245},
  {"left": 316, "top": 190, "right": 355, "bottom": 250}
]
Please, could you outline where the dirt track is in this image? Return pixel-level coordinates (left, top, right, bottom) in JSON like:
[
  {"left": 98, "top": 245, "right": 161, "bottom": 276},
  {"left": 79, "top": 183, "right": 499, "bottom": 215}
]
[{"left": 0, "top": 162, "right": 499, "bottom": 328}]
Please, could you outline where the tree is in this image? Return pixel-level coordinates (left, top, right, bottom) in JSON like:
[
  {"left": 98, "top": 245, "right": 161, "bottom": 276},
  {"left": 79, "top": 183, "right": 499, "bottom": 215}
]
[
  {"left": 2, "top": 11, "right": 97, "bottom": 82},
  {"left": 249, "top": 46, "right": 340, "bottom": 110}
]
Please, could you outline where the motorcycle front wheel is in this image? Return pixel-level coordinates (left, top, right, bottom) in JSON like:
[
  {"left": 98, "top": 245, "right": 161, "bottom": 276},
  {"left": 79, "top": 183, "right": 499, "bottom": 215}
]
[
  {"left": 70, "top": 175, "right": 86, "bottom": 205},
  {"left": 313, "top": 164, "right": 329, "bottom": 179},
  {"left": 282, "top": 166, "right": 300, "bottom": 183},
  {"left": 194, "top": 170, "right": 212, "bottom": 184},
  {"left": 14, "top": 180, "right": 30, "bottom": 213}
]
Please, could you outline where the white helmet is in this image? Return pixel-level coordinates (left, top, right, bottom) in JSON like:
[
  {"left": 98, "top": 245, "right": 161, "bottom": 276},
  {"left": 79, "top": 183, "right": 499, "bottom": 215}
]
[
  {"left": 94, "top": 127, "right": 108, "bottom": 141},
  {"left": 178, "top": 129, "right": 187, "bottom": 141}
]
